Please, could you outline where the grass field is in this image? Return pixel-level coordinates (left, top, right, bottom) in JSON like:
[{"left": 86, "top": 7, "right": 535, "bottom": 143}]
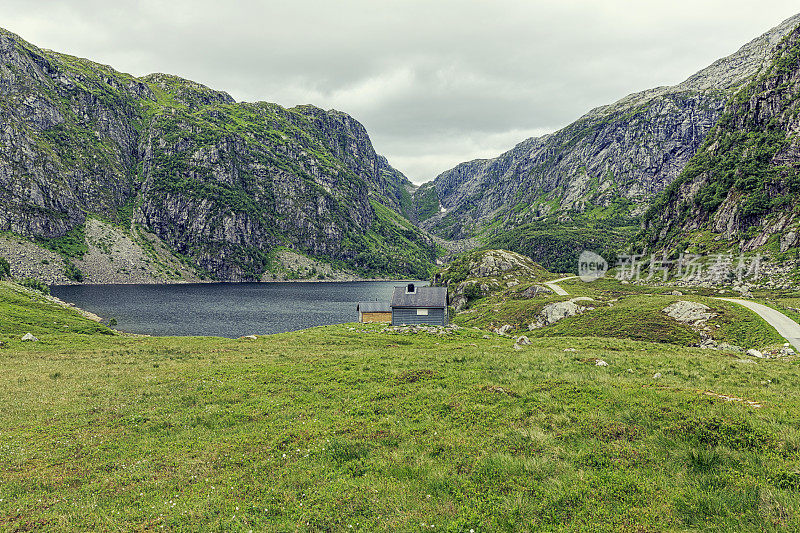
[{"left": 2, "top": 281, "right": 800, "bottom": 531}]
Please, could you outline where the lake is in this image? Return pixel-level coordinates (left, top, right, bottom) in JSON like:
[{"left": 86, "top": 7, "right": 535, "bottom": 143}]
[{"left": 50, "top": 281, "right": 424, "bottom": 337}]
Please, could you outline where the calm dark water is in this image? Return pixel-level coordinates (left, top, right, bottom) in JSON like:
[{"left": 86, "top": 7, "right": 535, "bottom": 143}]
[{"left": 50, "top": 281, "right": 424, "bottom": 337}]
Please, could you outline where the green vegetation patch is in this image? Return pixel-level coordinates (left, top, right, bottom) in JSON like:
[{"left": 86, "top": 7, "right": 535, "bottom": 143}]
[
  {"left": 38, "top": 224, "right": 88, "bottom": 259},
  {"left": 0, "top": 281, "right": 113, "bottom": 337},
  {"left": 412, "top": 182, "right": 441, "bottom": 222}
]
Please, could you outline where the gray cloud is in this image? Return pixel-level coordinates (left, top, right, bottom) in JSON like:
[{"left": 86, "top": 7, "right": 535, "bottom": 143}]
[{"left": 1, "top": 0, "right": 798, "bottom": 183}]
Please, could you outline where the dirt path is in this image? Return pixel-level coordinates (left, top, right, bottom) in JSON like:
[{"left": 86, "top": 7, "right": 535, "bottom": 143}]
[
  {"left": 717, "top": 298, "right": 800, "bottom": 351},
  {"left": 545, "top": 276, "right": 577, "bottom": 296}
]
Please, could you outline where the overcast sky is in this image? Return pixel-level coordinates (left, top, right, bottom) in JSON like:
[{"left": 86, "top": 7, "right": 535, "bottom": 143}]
[{"left": 1, "top": 1, "right": 798, "bottom": 184}]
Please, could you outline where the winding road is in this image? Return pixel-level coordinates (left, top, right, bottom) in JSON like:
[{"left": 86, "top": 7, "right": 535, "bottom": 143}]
[
  {"left": 544, "top": 276, "right": 576, "bottom": 296},
  {"left": 716, "top": 298, "right": 800, "bottom": 352}
]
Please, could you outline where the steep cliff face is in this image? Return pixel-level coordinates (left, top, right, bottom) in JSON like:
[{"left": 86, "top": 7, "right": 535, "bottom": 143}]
[
  {"left": 423, "top": 13, "right": 800, "bottom": 240},
  {"left": 642, "top": 24, "right": 800, "bottom": 255},
  {"left": 0, "top": 28, "right": 151, "bottom": 238},
  {"left": 0, "top": 28, "right": 436, "bottom": 280}
]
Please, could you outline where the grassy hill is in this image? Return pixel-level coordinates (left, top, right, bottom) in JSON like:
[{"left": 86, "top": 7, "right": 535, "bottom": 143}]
[{"left": 2, "top": 280, "right": 800, "bottom": 530}]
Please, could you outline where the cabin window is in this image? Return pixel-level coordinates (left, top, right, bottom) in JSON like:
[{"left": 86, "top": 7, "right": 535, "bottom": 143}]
[
  {"left": 416, "top": 308, "right": 429, "bottom": 316},
  {"left": 407, "top": 283, "right": 416, "bottom": 293}
]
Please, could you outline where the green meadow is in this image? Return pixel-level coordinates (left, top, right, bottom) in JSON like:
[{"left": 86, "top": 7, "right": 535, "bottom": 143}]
[{"left": 1, "top": 280, "right": 800, "bottom": 531}]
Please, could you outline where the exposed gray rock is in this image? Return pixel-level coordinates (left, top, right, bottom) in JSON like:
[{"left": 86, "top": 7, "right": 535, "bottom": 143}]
[
  {"left": 21, "top": 332, "right": 38, "bottom": 341},
  {"left": 662, "top": 301, "right": 716, "bottom": 325},
  {"left": 530, "top": 300, "right": 586, "bottom": 329},
  {"left": 495, "top": 324, "right": 513, "bottom": 336},
  {"left": 595, "top": 359, "right": 609, "bottom": 367},
  {"left": 746, "top": 348, "right": 764, "bottom": 358},
  {"left": 522, "top": 284, "right": 551, "bottom": 297}
]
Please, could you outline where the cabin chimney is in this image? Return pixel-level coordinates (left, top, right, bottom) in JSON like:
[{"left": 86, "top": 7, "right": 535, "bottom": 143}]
[{"left": 407, "top": 283, "right": 415, "bottom": 293}]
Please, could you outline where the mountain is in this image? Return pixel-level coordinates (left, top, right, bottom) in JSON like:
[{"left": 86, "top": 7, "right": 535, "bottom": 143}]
[
  {"left": 641, "top": 22, "right": 800, "bottom": 257},
  {"left": 419, "top": 14, "right": 800, "bottom": 250},
  {"left": 0, "top": 28, "right": 434, "bottom": 282}
]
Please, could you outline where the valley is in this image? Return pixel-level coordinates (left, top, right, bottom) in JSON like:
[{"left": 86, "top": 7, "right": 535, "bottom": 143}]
[{"left": 3, "top": 7, "right": 800, "bottom": 531}]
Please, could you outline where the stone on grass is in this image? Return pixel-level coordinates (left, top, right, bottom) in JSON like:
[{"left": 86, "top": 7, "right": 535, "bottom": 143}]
[
  {"left": 494, "top": 324, "right": 513, "bottom": 336},
  {"left": 595, "top": 359, "right": 609, "bottom": 367},
  {"left": 746, "top": 349, "right": 764, "bottom": 359},
  {"left": 652, "top": 372, "right": 662, "bottom": 379},
  {"left": 662, "top": 301, "right": 716, "bottom": 325},
  {"left": 515, "top": 335, "right": 531, "bottom": 345},
  {"left": 537, "top": 301, "right": 584, "bottom": 327},
  {"left": 522, "top": 285, "right": 551, "bottom": 298},
  {"left": 21, "top": 333, "right": 38, "bottom": 341},
  {"left": 513, "top": 343, "right": 523, "bottom": 351},
  {"left": 240, "top": 335, "right": 258, "bottom": 340}
]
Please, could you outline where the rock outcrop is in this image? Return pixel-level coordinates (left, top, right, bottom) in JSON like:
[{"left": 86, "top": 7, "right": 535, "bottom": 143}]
[
  {"left": 662, "top": 301, "right": 717, "bottom": 326},
  {"left": 434, "top": 249, "right": 551, "bottom": 310}
]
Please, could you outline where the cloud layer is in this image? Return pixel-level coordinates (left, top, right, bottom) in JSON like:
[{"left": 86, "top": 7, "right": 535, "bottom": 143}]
[{"left": 2, "top": 0, "right": 798, "bottom": 183}]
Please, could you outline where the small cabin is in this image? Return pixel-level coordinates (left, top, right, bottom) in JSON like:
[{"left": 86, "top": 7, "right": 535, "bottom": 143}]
[
  {"left": 357, "top": 301, "right": 392, "bottom": 323},
  {"left": 390, "top": 283, "right": 448, "bottom": 326}
]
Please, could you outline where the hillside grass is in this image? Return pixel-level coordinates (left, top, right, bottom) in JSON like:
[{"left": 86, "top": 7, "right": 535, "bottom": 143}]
[
  {"left": 453, "top": 277, "right": 784, "bottom": 350},
  {"left": 2, "top": 282, "right": 800, "bottom": 530}
]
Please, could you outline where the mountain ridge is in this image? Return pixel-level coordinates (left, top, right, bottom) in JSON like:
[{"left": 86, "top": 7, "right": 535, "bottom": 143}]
[
  {"left": 0, "top": 27, "right": 435, "bottom": 281},
  {"left": 421, "top": 13, "right": 800, "bottom": 243}
]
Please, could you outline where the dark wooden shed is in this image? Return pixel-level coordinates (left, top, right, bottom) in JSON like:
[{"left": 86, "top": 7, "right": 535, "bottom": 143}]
[{"left": 390, "top": 284, "right": 448, "bottom": 326}]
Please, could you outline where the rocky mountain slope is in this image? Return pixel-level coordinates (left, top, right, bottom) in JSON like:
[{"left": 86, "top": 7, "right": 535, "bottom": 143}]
[
  {"left": 0, "top": 28, "right": 435, "bottom": 282},
  {"left": 642, "top": 23, "right": 800, "bottom": 257},
  {"left": 420, "top": 13, "right": 800, "bottom": 243},
  {"left": 433, "top": 249, "right": 556, "bottom": 310}
]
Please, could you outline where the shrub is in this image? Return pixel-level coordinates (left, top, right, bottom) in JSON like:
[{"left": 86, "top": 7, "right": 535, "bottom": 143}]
[
  {"left": 64, "top": 260, "right": 85, "bottom": 282},
  {"left": 0, "top": 256, "right": 10, "bottom": 279},
  {"left": 20, "top": 278, "right": 50, "bottom": 295}
]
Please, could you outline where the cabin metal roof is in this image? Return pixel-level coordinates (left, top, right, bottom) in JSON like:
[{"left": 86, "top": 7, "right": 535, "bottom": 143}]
[
  {"left": 357, "top": 301, "right": 391, "bottom": 313},
  {"left": 390, "top": 286, "right": 448, "bottom": 308}
]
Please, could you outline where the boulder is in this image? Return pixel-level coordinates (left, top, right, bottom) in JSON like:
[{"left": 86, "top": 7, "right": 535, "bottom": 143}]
[
  {"left": 662, "top": 301, "right": 716, "bottom": 325},
  {"left": 21, "top": 333, "right": 38, "bottom": 341},
  {"left": 746, "top": 349, "right": 764, "bottom": 358},
  {"left": 240, "top": 335, "right": 258, "bottom": 340},
  {"left": 515, "top": 335, "right": 531, "bottom": 345},
  {"left": 652, "top": 372, "right": 662, "bottom": 379},
  {"left": 494, "top": 324, "right": 513, "bottom": 336},
  {"left": 671, "top": 290, "right": 683, "bottom": 296},
  {"left": 595, "top": 359, "right": 609, "bottom": 367},
  {"left": 522, "top": 285, "right": 551, "bottom": 298},
  {"left": 530, "top": 300, "right": 585, "bottom": 329}
]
